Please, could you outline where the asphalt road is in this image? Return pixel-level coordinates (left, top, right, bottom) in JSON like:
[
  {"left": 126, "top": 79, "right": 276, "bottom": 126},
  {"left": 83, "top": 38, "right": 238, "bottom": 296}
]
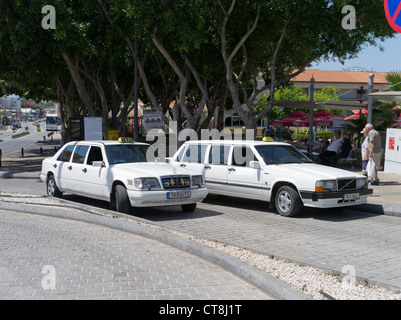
[{"left": 0, "top": 122, "right": 47, "bottom": 156}]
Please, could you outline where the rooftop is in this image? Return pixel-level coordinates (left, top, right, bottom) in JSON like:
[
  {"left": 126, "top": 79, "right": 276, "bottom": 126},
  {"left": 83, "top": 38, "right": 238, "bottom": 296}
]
[{"left": 291, "top": 69, "right": 388, "bottom": 84}]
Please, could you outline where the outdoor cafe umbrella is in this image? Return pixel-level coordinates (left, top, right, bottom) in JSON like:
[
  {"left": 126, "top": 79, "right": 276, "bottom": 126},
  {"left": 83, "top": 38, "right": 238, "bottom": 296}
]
[
  {"left": 345, "top": 109, "right": 367, "bottom": 120},
  {"left": 311, "top": 110, "right": 344, "bottom": 126},
  {"left": 269, "top": 111, "right": 309, "bottom": 127}
]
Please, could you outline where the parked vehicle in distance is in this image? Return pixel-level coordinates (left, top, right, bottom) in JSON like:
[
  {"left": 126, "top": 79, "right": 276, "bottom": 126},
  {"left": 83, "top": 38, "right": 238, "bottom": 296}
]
[
  {"left": 40, "top": 139, "right": 208, "bottom": 214},
  {"left": 170, "top": 140, "right": 373, "bottom": 217},
  {"left": 45, "top": 114, "right": 60, "bottom": 131},
  {"left": 11, "top": 121, "right": 21, "bottom": 130}
]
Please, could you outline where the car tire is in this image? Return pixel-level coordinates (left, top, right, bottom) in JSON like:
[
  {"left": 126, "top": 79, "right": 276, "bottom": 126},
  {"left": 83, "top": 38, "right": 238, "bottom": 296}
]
[
  {"left": 47, "top": 175, "right": 62, "bottom": 198},
  {"left": 115, "top": 185, "right": 131, "bottom": 214},
  {"left": 181, "top": 203, "right": 197, "bottom": 213},
  {"left": 275, "top": 186, "right": 302, "bottom": 217}
]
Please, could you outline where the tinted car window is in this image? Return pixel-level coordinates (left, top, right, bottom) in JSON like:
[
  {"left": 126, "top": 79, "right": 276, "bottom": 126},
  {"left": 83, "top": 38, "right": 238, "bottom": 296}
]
[
  {"left": 57, "top": 145, "right": 75, "bottom": 162},
  {"left": 72, "top": 145, "right": 90, "bottom": 164},
  {"left": 182, "top": 145, "right": 208, "bottom": 163},
  {"left": 208, "top": 145, "right": 231, "bottom": 165}
]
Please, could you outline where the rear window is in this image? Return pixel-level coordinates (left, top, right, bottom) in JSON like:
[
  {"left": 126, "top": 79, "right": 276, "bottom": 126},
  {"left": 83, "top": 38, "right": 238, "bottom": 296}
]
[
  {"left": 208, "top": 145, "right": 231, "bottom": 165},
  {"left": 182, "top": 144, "right": 208, "bottom": 163}
]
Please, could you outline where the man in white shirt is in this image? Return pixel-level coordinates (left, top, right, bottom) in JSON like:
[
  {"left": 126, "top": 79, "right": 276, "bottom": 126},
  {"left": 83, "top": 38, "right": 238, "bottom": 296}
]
[
  {"left": 318, "top": 130, "right": 343, "bottom": 165},
  {"left": 361, "top": 129, "right": 369, "bottom": 176}
]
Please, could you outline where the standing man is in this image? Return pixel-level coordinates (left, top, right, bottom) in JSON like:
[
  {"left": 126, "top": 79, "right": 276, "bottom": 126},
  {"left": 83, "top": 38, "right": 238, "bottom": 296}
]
[
  {"left": 364, "top": 123, "right": 381, "bottom": 185},
  {"left": 360, "top": 129, "right": 370, "bottom": 176}
]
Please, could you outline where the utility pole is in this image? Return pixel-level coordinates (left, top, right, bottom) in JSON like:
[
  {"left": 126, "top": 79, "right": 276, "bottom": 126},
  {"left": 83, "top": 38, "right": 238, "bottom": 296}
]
[
  {"left": 367, "top": 73, "right": 374, "bottom": 124},
  {"left": 134, "top": 34, "right": 139, "bottom": 141},
  {"left": 308, "top": 77, "right": 315, "bottom": 157}
]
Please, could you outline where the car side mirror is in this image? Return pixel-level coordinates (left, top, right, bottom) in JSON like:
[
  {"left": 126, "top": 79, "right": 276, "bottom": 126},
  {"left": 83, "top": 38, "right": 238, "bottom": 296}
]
[
  {"left": 249, "top": 161, "right": 261, "bottom": 169},
  {"left": 92, "top": 161, "right": 105, "bottom": 168},
  {"left": 165, "top": 157, "right": 172, "bottom": 164}
]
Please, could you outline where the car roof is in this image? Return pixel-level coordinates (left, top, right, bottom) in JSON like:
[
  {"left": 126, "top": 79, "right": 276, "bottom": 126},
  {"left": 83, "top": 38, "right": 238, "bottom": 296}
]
[
  {"left": 65, "top": 140, "right": 149, "bottom": 146},
  {"left": 181, "top": 140, "right": 290, "bottom": 147}
]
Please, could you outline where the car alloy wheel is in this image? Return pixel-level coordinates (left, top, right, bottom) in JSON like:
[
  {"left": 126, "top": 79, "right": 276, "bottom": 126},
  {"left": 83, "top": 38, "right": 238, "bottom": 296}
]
[
  {"left": 47, "top": 175, "right": 62, "bottom": 198},
  {"left": 275, "top": 186, "right": 302, "bottom": 217}
]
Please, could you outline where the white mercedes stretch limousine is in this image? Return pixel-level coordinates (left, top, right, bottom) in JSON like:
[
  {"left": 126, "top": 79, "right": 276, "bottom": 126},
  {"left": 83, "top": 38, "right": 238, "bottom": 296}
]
[
  {"left": 170, "top": 140, "right": 373, "bottom": 217},
  {"left": 40, "top": 139, "right": 208, "bottom": 214}
]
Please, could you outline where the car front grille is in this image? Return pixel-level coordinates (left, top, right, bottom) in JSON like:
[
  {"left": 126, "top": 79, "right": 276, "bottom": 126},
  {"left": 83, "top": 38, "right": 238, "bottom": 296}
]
[
  {"left": 337, "top": 178, "right": 357, "bottom": 190},
  {"left": 161, "top": 176, "right": 191, "bottom": 189}
]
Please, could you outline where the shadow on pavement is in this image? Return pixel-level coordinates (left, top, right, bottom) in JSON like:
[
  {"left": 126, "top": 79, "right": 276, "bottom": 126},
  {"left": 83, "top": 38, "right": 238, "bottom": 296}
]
[{"left": 61, "top": 194, "right": 223, "bottom": 222}]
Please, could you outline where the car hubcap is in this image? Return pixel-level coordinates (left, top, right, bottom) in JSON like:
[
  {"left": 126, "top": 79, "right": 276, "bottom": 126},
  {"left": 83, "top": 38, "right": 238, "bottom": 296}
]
[
  {"left": 48, "top": 179, "right": 54, "bottom": 196},
  {"left": 278, "top": 191, "right": 292, "bottom": 213}
]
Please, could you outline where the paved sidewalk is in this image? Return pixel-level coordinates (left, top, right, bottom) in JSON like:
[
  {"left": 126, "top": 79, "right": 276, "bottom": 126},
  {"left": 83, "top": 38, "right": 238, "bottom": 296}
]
[{"left": 0, "top": 208, "right": 273, "bottom": 300}]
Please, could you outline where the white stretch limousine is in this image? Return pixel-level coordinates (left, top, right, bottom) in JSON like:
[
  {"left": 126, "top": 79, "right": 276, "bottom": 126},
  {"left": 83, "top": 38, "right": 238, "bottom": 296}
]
[
  {"left": 41, "top": 139, "right": 208, "bottom": 214},
  {"left": 170, "top": 140, "right": 373, "bottom": 217}
]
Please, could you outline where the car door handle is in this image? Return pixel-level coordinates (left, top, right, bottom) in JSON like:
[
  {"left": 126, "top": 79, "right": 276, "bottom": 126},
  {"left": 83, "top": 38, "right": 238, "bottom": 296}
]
[
  {"left": 228, "top": 168, "right": 236, "bottom": 172},
  {"left": 68, "top": 166, "right": 72, "bottom": 170},
  {"left": 82, "top": 168, "right": 87, "bottom": 173},
  {"left": 204, "top": 165, "right": 211, "bottom": 170},
  {"left": 180, "top": 164, "right": 186, "bottom": 168},
  {"left": 53, "top": 164, "right": 57, "bottom": 168}
]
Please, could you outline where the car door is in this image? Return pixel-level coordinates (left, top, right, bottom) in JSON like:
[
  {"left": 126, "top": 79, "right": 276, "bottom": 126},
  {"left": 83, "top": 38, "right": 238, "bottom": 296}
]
[
  {"left": 80, "top": 146, "right": 108, "bottom": 200},
  {"left": 68, "top": 144, "right": 90, "bottom": 194},
  {"left": 226, "top": 146, "right": 263, "bottom": 199},
  {"left": 204, "top": 144, "right": 231, "bottom": 193},
  {"left": 54, "top": 144, "right": 76, "bottom": 191},
  {"left": 177, "top": 143, "right": 209, "bottom": 175}
]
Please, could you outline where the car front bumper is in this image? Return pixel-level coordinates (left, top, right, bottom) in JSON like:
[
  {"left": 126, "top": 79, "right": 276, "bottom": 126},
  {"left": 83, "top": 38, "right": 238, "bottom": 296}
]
[
  {"left": 126, "top": 188, "right": 208, "bottom": 207},
  {"left": 300, "top": 188, "right": 373, "bottom": 208}
]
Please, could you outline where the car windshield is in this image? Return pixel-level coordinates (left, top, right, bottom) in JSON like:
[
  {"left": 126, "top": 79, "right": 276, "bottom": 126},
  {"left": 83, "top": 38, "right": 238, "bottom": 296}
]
[
  {"left": 105, "top": 144, "right": 163, "bottom": 165},
  {"left": 255, "top": 145, "right": 312, "bottom": 165}
]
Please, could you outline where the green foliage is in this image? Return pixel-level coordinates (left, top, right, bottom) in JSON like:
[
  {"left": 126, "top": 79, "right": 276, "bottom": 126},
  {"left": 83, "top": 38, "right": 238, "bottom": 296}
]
[
  {"left": 12, "top": 131, "right": 30, "bottom": 139},
  {"left": 344, "top": 101, "right": 401, "bottom": 137},
  {"left": 385, "top": 71, "right": 401, "bottom": 91},
  {"left": 0, "top": 0, "right": 397, "bottom": 133},
  {"left": 255, "top": 85, "right": 341, "bottom": 119}
]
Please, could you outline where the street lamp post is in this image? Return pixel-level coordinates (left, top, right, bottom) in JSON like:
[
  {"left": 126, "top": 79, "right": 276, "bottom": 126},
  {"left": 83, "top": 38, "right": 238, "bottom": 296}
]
[
  {"left": 367, "top": 73, "right": 374, "bottom": 124},
  {"left": 133, "top": 34, "right": 139, "bottom": 142},
  {"left": 308, "top": 77, "right": 315, "bottom": 158}
]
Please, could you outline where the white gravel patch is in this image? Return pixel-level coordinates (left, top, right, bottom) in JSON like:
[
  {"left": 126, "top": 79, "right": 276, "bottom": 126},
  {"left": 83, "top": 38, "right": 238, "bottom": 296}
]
[{"left": 1, "top": 192, "right": 400, "bottom": 300}]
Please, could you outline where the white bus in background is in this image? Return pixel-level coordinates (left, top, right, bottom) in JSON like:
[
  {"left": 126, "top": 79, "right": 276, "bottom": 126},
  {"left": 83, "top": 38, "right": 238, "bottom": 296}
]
[{"left": 46, "top": 114, "right": 60, "bottom": 131}]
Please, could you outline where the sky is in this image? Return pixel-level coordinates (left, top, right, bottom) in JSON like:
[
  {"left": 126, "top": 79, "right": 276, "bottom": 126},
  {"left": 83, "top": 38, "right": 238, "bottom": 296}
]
[{"left": 312, "top": 33, "right": 401, "bottom": 72}]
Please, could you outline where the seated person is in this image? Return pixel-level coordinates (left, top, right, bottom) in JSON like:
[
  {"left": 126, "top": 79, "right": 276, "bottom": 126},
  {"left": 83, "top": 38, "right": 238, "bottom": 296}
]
[
  {"left": 318, "top": 130, "right": 343, "bottom": 165},
  {"left": 327, "top": 136, "right": 352, "bottom": 167}
]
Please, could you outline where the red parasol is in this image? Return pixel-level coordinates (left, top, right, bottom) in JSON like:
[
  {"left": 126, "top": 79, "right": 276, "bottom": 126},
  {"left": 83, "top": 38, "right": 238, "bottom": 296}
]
[
  {"left": 345, "top": 109, "right": 367, "bottom": 120},
  {"left": 311, "top": 110, "right": 344, "bottom": 126},
  {"left": 270, "top": 111, "right": 309, "bottom": 127}
]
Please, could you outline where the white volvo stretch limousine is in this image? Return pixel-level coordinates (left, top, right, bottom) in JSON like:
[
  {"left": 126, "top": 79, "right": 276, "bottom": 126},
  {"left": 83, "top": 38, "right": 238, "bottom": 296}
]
[
  {"left": 170, "top": 140, "right": 373, "bottom": 217},
  {"left": 40, "top": 139, "right": 208, "bottom": 214}
]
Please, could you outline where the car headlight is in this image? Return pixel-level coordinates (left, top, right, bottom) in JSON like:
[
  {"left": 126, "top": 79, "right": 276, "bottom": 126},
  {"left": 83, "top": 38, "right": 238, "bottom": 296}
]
[
  {"left": 134, "top": 177, "right": 161, "bottom": 190},
  {"left": 315, "top": 180, "right": 337, "bottom": 192},
  {"left": 192, "top": 175, "right": 205, "bottom": 188},
  {"left": 356, "top": 177, "right": 368, "bottom": 189}
]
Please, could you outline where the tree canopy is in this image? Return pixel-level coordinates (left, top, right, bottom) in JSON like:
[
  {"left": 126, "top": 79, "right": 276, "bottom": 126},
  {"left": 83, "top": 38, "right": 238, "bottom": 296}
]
[{"left": 0, "top": 0, "right": 397, "bottom": 141}]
